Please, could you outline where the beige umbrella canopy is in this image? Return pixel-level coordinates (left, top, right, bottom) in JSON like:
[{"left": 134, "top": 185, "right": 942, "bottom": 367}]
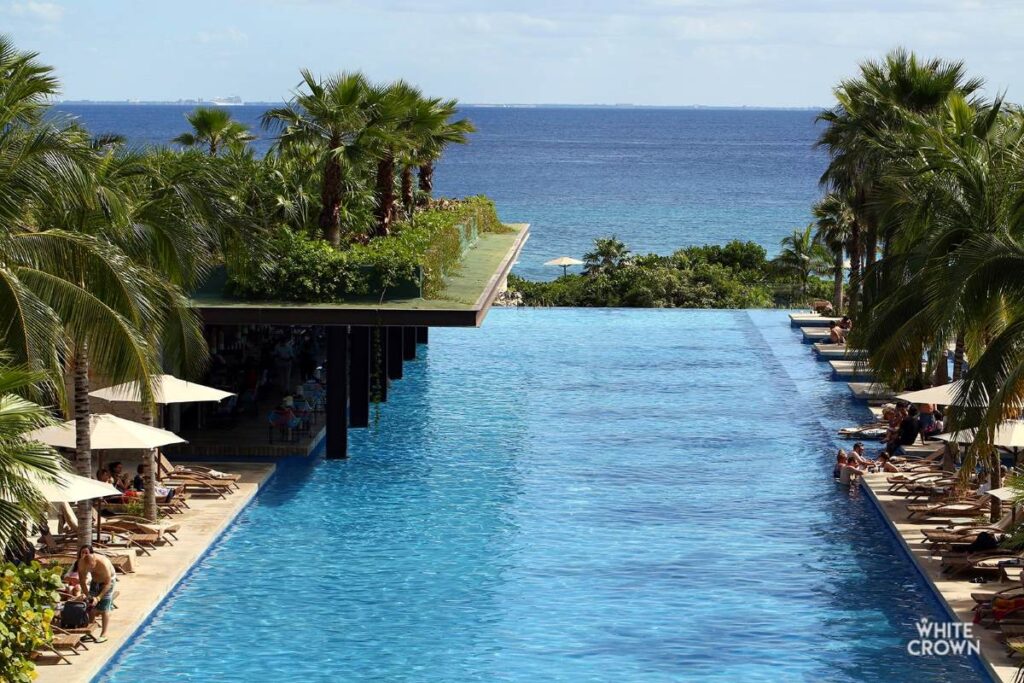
[
  {"left": 15, "top": 468, "right": 121, "bottom": 503},
  {"left": 935, "top": 420, "right": 1024, "bottom": 450},
  {"left": 544, "top": 256, "right": 584, "bottom": 277},
  {"left": 90, "top": 374, "right": 234, "bottom": 404},
  {"left": 896, "top": 380, "right": 987, "bottom": 407},
  {"left": 24, "top": 413, "right": 186, "bottom": 450}
]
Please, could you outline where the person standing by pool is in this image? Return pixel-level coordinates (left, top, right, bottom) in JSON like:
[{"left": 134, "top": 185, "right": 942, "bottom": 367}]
[{"left": 77, "top": 546, "right": 116, "bottom": 643}]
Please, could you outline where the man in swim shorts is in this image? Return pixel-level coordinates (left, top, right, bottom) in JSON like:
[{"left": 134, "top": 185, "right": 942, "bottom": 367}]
[{"left": 77, "top": 546, "right": 116, "bottom": 642}]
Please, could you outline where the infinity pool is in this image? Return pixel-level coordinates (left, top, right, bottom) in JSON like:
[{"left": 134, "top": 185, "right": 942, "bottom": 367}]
[{"left": 100, "top": 310, "right": 987, "bottom": 682}]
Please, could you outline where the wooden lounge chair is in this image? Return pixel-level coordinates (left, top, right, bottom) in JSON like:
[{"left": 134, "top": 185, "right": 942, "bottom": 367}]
[
  {"left": 906, "top": 497, "right": 990, "bottom": 520},
  {"left": 50, "top": 625, "right": 89, "bottom": 655},
  {"left": 56, "top": 503, "right": 151, "bottom": 556},
  {"left": 923, "top": 510, "right": 1016, "bottom": 546},
  {"left": 159, "top": 452, "right": 240, "bottom": 488},
  {"left": 37, "top": 551, "right": 134, "bottom": 574},
  {"left": 941, "top": 550, "right": 1024, "bottom": 577},
  {"left": 104, "top": 515, "right": 180, "bottom": 540}
]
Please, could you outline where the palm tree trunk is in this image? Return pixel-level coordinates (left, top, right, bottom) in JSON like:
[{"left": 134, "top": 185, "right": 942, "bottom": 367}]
[
  {"left": 847, "top": 221, "right": 861, "bottom": 314},
  {"left": 934, "top": 343, "right": 949, "bottom": 385},
  {"left": 952, "top": 334, "right": 966, "bottom": 380},
  {"left": 318, "top": 154, "right": 343, "bottom": 247},
  {"left": 141, "top": 411, "right": 158, "bottom": 522},
  {"left": 832, "top": 252, "right": 844, "bottom": 312},
  {"left": 209, "top": 140, "right": 217, "bottom": 156},
  {"left": 73, "top": 344, "right": 93, "bottom": 547},
  {"left": 374, "top": 154, "right": 396, "bottom": 238},
  {"left": 417, "top": 161, "right": 434, "bottom": 206},
  {"left": 400, "top": 165, "right": 415, "bottom": 218},
  {"left": 990, "top": 450, "right": 1002, "bottom": 523},
  {"left": 865, "top": 219, "right": 877, "bottom": 269}
]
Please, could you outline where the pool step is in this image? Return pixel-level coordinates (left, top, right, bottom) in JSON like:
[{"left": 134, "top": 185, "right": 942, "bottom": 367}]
[
  {"left": 813, "top": 343, "right": 867, "bottom": 360},
  {"left": 789, "top": 313, "right": 840, "bottom": 328},
  {"left": 848, "top": 381, "right": 896, "bottom": 404},
  {"left": 829, "top": 360, "right": 874, "bottom": 380},
  {"left": 800, "top": 327, "right": 832, "bottom": 343}
]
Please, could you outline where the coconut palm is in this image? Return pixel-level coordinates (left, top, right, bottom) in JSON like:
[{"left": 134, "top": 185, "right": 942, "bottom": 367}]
[
  {"left": 583, "top": 237, "right": 631, "bottom": 276},
  {"left": 261, "top": 70, "right": 373, "bottom": 247},
  {"left": 0, "top": 358, "right": 65, "bottom": 553},
  {"left": 173, "top": 107, "right": 255, "bottom": 156},
  {"left": 812, "top": 192, "right": 853, "bottom": 312},
  {"left": 773, "top": 225, "right": 831, "bottom": 301}
]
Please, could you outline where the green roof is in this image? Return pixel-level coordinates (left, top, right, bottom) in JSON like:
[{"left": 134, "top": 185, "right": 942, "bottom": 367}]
[{"left": 191, "top": 224, "right": 529, "bottom": 327}]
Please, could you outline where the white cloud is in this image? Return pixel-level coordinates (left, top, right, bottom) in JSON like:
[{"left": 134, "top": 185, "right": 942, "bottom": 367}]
[
  {"left": 195, "top": 27, "right": 248, "bottom": 44},
  {"left": 8, "top": 1, "right": 63, "bottom": 22}
]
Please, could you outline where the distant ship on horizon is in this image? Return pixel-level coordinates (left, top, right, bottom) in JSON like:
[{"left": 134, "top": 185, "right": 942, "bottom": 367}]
[{"left": 210, "top": 96, "right": 244, "bottom": 106}]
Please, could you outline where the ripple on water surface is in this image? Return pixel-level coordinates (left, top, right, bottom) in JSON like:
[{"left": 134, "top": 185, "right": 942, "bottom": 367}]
[{"left": 100, "top": 309, "right": 987, "bottom": 682}]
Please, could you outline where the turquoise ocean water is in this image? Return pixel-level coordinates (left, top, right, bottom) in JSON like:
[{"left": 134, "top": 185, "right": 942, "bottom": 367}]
[{"left": 55, "top": 105, "right": 822, "bottom": 280}]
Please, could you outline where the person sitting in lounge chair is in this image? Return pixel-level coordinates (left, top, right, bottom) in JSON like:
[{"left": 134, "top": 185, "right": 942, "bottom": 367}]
[
  {"left": 132, "top": 464, "right": 177, "bottom": 503},
  {"left": 887, "top": 405, "right": 921, "bottom": 455}
]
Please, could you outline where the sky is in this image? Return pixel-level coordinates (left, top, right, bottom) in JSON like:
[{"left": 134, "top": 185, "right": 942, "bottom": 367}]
[{"left": 4, "top": 0, "right": 1023, "bottom": 107}]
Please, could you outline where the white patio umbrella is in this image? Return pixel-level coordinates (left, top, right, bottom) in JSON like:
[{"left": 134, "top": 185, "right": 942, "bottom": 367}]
[
  {"left": 90, "top": 374, "right": 234, "bottom": 404},
  {"left": 18, "top": 468, "right": 120, "bottom": 503},
  {"left": 896, "top": 380, "right": 987, "bottom": 407},
  {"left": 544, "top": 256, "right": 584, "bottom": 277},
  {"left": 936, "top": 420, "right": 1024, "bottom": 450},
  {"left": 24, "top": 413, "right": 185, "bottom": 450}
]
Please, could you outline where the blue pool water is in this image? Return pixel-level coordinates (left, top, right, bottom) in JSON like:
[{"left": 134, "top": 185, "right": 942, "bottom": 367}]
[{"left": 99, "top": 310, "right": 986, "bottom": 682}]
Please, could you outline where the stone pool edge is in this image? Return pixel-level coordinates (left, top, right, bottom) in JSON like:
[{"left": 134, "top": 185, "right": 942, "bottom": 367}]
[{"left": 84, "top": 463, "right": 279, "bottom": 683}]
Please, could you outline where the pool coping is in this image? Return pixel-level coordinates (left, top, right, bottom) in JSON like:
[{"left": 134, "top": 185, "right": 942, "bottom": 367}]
[{"left": 85, "top": 462, "right": 281, "bottom": 683}]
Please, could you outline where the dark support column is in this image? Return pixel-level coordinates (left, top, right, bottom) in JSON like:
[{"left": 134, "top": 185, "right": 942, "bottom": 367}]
[
  {"left": 402, "top": 326, "right": 417, "bottom": 360},
  {"left": 349, "top": 326, "right": 370, "bottom": 428},
  {"left": 386, "top": 327, "right": 404, "bottom": 380},
  {"left": 416, "top": 326, "right": 428, "bottom": 344},
  {"left": 325, "top": 326, "right": 348, "bottom": 459},
  {"left": 371, "top": 327, "right": 387, "bottom": 403}
]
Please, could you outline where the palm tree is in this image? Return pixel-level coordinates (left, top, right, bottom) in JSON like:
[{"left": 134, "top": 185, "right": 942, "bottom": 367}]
[
  {"left": 816, "top": 48, "right": 983, "bottom": 315},
  {"left": 0, "top": 358, "right": 66, "bottom": 552},
  {"left": 411, "top": 98, "right": 475, "bottom": 209},
  {"left": 262, "top": 70, "right": 372, "bottom": 247},
  {"left": 173, "top": 107, "right": 255, "bottom": 156},
  {"left": 773, "top": 225, "right": 831, "bottom": 301},
  {"left": 812, "top": 192, "right": 853, "bottom": 312},
  {"left": 583, "top": 237, "right": 631, "bottom": 276}
]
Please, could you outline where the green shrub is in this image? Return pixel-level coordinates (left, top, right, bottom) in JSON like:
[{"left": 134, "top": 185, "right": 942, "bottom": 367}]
[
  {"left": 226, "top": 195, "right": 505, "bottom": 302},
  {"left": 509, "top": 238, "right": 776, "bottom": 308},
  {"left": 0, "top": 561, "right": 63, "bottom": 682}
]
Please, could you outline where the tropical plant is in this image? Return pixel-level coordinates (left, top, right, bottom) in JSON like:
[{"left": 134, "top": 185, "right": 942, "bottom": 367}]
[
  {"left": 812, "top": 192, "right": 853, "bottom": 312},
  {"left": 0, "top": 561, "right": 63, "bottom": 683},
  {"left": 583, "top": 237, "right": 631, "bottom": 276},
  {"left": 173, "top": 107, "right": 255, "bottom": 156},
  {"left": 411, "top": 98, "right": 475, "bottom": 209},
  {"left": 261, "top": 70, "right": 374, "bottom": 246},
  {"left": 772, "top": 224, "right": 831, "bottom": 301}
]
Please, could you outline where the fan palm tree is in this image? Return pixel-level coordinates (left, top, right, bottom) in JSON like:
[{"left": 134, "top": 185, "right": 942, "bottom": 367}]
[
  {"left": 583, "top": 237, "right": 631, "bottom": 276},
  {"left": 261, "top": 70, "right": 372, "bottom": 247},
  {"left": 411, "top": 98, "right": 475, "bottom": 209},
  {"left": 773, "top": 225, "right": 831, "bottom": 301},
  {"left": 173, "top": 107, "right": 255, "bottom": 156},
  {"left": 817, "top": 48, "right": 983, "bottom": 314},
  {"left": 812, "top": 192, "right": 853, "bottom": 312}
]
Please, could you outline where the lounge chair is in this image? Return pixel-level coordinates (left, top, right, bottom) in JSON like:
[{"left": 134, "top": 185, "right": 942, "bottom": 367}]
[
  {"left": 941, "top": 550, "right": 1024, "bottom": 578},
  {"left": 158, "top": 452, "right": 241, "bottom": 486},
  {"left": 906, "top": 496, "right": 991, "bottom": 520},
  {"left": 104, "top": 514, "right": 180, "bottom": 540},
  {"left": 923, "top": 510, "right": 1016, "bottom": 546},
  {"left": 56, "top": 503, "right": 151, "bottom": 556},
  {"left": 37, "top": 551, "right": 134, "bottom": 574}
]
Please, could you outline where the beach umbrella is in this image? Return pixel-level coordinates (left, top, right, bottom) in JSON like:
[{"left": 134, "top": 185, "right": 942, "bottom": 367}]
[
  {"left": 15, "top": 468, "right": 121, "bottom": 503},
  {"left": 896, "top": 380, "right": 987, "bottom": 407},
  {"left": 24, "top": 413, "right": 186, "bottom": 450},
  {"left": 90, "top": 374, "right": 234, "bottom": 405},
  {"left": 544, "top": 256, "right": 584, "bottom": 277},
  {"left": 936, "top": 420, "right": 1024, "bottom": 450}
]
